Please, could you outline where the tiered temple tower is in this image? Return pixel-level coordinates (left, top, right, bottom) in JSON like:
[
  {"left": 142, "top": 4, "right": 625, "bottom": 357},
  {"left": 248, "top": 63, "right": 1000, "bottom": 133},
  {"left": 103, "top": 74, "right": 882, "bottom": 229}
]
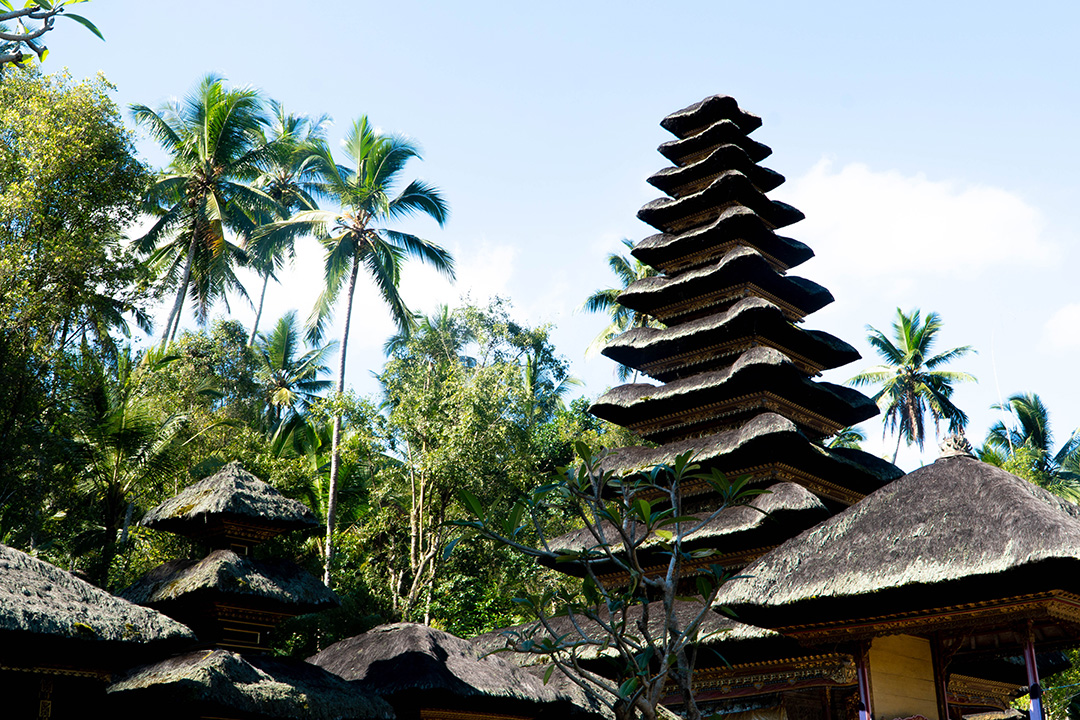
[{"left": 590, "top": 94, "right": 900, "bottom": 544}]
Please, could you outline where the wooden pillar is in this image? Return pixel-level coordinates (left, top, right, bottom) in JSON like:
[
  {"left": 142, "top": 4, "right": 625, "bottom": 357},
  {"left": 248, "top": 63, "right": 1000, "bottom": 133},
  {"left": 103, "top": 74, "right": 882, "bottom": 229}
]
[
  {"left": 1023, "top": 629, "right": 1043, "bottom": 720},
  {"left": 855, "top": 641, "right": 873, "bottom": 720},
  {"left": 932, "top": 635, "right": 952, "bottom": 720}
]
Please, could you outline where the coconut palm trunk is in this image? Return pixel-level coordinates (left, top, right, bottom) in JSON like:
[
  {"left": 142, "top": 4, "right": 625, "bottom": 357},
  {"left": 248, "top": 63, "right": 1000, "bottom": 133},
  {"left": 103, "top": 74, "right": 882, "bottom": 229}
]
[{"left": 324, "top": 251, "right": 361, "bottom": 586}]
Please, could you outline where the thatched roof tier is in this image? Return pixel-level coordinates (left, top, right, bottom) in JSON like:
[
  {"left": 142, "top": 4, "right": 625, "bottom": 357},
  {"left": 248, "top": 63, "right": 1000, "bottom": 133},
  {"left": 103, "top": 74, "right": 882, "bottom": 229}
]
[
  {"left": 0, "top": 543, "right": 193, "bottom": 669},
  {"left": 601, "top": 297, "right": 859, "bottom": 382},
  {"left": 471, "top": 600, "right": 793, "bottom": 672},
  {"left": 618, "top": 247, "right": 832, "bottom": 326},
  {"left": 660, "top": 95, "right": 763, "bottom": 139},
  {"left": 309, "top": 623, "right": 595, "bottom": 718},
  {"left": 590, "top": 347, "right": 877, "bottom": 443},
  {"left": 712, "top": 455, "right": 1080, "bottom": 643},
  {"left": 541, "top": 483, "right": 829, "bottom": 581},
  {"left": 648, "top": 144, "right": 784, "bottom": 198},
  {"left": 596, "top": 413, "right": 901, "bottom": 507},
  {"left": 631, "top": 206, "right": 813, "bottom": 275},
  {"left": 121, "top": 549, "right": 338, "bottom": 619},
  {"left": 658, "top": 119, "right": 771, "bottom": 169},
  {"left": 108, "top": 649, "right": 393, "bottom": 720},
  {"left": 637, "top": 171, "right": 803, "bottom": 235},
  {"left": 141, "top": 461, "right": 318, "bottom": 545}
]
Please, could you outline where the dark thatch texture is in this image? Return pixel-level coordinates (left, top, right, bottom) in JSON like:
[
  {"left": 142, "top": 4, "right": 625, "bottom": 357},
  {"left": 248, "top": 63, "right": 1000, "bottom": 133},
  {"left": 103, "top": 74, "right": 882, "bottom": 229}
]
[
  {"left": 638, "top": 172, "right": 802, "bottom": 236},
  {"left": 660, "top": 95, "right": 762, "bottom": 138},
  {"left": 713, "top": 455, "right": 1080, "bottom": 631},
  {"left": 590, "top": 346, "right": 877, "bottom": 443},
  {"left": 0, "top": 543, "right": 193, "bottom": 651},
  {"left": 120, "top": 549, "right": 338, "bottom": 615},
  {"left": 602, "top": 297, "right": 860, "bottom": 382},
  {"left": 619, "top": 247, "right": 832, "bottom": 326},
  {"left": 309, "top": 622, "right": 565, "bottom": 703},
  {"left": 649, "top": 144, "right": 784, "bottom": 198},
  {"left": 632, "top": 205, "right": 812, "bottom": 275},
  {"left": 472, "top": 600, "right": 792, "bottom": 672},
  {"left": 596, "top": 413, "right": 901, "bottom": 505},
  {"left": 658, "top": 120, "right": 771, "bottom": 168},
  {"left": 140, "top": 461, "right": 318, "bottom": 542},
  {"left": 108, "top": 649, "right": 394, "bottom": 720},
  {"left": 547, "top": 482, "right": 827, "bottom": 556}
]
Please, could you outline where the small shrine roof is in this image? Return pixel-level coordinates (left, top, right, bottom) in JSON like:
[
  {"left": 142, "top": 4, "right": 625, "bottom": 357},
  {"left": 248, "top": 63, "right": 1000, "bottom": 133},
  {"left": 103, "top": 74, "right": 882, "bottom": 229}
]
[
  {"left": 590, "top": 346, "right": 877, "bottom": 442},
  {"left": 108, "top": 649, "right": 393, "bottom": 720},
  {"left": 602, "top": 296, "right": 860, "bottom": 381},
  {"left": 712, "top": 454, "right": 1080, "bottom": 637},
  {"left": 597, "top": 412, "right": 901, "bottom": 506},
  {"left": 120, "top": 549, "right": 338, "bottom": 615},
  {"left": 140, "top": 461, "right": 319, "bottom": 540},
  {"left": 660, "top": 95, "right": 762, "bottom": 138},
  {"left": 638, "top": 171, "right": 803, "bottom": 235},
  {"left": 308, "top": 622, "right": 586, "bottom": 712},
  {"left": 0, "top": 543, "right": 193, "bottom": 650},
  {"left": 619, "top": 246, "right": 832, "bottom": 326},
  {"left": 631, "top": 205, "right": 813, "bottom": 275},
  {"left": 649, "top": 143, "right": 785, "bottom": 197}
]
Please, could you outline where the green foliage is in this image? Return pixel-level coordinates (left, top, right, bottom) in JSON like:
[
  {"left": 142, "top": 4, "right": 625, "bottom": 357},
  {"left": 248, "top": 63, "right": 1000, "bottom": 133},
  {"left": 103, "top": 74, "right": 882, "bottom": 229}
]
[
  {"left": 0, "top": 1, "right": 102, "bottom": 72},
  {"left": 454, "top": 443, "right": 762, "bottom": 720}
]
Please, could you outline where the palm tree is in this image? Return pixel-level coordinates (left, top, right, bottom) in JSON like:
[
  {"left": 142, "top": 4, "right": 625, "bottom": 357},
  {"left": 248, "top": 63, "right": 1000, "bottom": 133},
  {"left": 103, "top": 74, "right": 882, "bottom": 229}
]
[
  {"left": 253, "top": 310, "right": 336, "bottom": 438},
  {"left": 131, "top": 74, "right": 279, "bottom": 344},
  {"left": 980, "top": 392, "right": 1080, "bottom": 500},
  {"left": 256, "top": 116, "right": 452, "bottom": 586},
  {"left": 247, "top": 102, "right": 331, "bottom": 345},
  {"left": 580, "top": 239, "right": 662, "bottom": 381},
  {"left": 848, "top": 308, "right": 975, "bottom": 463}
]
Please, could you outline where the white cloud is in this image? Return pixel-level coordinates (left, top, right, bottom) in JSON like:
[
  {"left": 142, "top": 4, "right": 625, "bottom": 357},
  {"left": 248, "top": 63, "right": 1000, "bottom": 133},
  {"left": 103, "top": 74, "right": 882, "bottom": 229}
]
[
  {"left": 1042, "top": 303, "right": 1080, "bottom": 350},
  {"left": 785, "top": 159, "right": 1053, "bottom": 283}
]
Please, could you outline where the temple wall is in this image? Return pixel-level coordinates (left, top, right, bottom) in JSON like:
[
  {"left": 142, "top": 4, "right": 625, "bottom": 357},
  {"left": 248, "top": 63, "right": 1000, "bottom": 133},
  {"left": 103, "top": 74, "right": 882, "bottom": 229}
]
[{"left": 868, "top": 635, "right": 939, "bottom": 720}]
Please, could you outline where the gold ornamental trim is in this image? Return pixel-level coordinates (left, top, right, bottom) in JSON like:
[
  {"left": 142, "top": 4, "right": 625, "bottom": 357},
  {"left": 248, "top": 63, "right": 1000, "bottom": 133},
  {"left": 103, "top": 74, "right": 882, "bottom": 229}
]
[
  {"left": 665, "top": 653, "right": 856, "bottom": 701},
  {"left": 0, "top": 663, "right": 111, "bottom": 681},
  {"left": 628, "top": 391, "right": 844, "bottom": 442},
  {"left": 420, "top": 710, "right": 531, "bottom": 720},
  {"left": 947, "top": 674, "right": 1020, "bottom": 707},
  {"left": 592, "top": 545, "right": 778, "bottom": 586},
  {"left": 778, "top": 591, "right": 1080, "bottom": 642},
  {"left": 653, "top": 238, "right": 790, "bottom": 276},
  {"left": 652, "top": 283, "right": 804, "bottom": 325},
  {"left": 637, "top": 461, "right": 865, "bottom": 508},
  {"left": 638, "top": 337, "right": 823, "bottom": 380}
]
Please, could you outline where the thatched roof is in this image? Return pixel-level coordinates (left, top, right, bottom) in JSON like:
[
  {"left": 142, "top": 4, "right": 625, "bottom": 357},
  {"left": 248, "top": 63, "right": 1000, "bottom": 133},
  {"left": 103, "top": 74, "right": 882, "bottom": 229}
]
[
  {"left": 713, "top": 455, "right": 1080, "bottom": 633},
  {"left": 649, "top": 144, "right": 784, "bottom": 198},
  {"left": 0, "top": 543, "right": 193, "bottom": 656},
  {"left": 638, "top": 171, "right": 803, "bottom": 235},
  {"left": 619, "top": 246, "right": 832, "bottom": 326},
  {"left": 596, "top": 412, "right": 900, "bottom": 506},
  {"left": 141, "top": 461, "right": 318, "bottom": 543},
  {"left": 660, "top": 95, "right": 762, "bottom": 139},
  {"left": 659, "top": 121, "right": 771, "bottom": 169},
  {"left": 310, "top": 623, "right": 563, "bottom": 701},
  {"left": 108, "top": 649, "right": 393, "bottom": 720},
  {"left": 472, "top": 600, "right": 790, "bottom": 671},
  {"left": 120, "top": 549, "right": 338, "bottom": 616},
  {"left": 590, "top": 346, "right": 877, "bottom": 443},
  {"left": 602, "top": 297, "right": 860, "bottom": 382},
  {"left": 631, "top": 205, "right": 812, "bottom": 275},
  {"left": 547, "top": 482, "right": 827, "bottom": 556}
]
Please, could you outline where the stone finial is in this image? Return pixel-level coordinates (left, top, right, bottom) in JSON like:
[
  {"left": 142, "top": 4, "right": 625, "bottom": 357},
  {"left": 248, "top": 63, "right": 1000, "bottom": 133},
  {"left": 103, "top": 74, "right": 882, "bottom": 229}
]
[{"left": 939, "top": 433, "right": 975, "bottom": 458}]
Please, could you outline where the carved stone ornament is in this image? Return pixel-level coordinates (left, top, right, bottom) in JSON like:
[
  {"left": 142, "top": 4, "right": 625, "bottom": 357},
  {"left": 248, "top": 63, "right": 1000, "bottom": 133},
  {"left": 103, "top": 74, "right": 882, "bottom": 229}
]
[{"left": 939, "top": 433, "right": 975, "bottom": 458}]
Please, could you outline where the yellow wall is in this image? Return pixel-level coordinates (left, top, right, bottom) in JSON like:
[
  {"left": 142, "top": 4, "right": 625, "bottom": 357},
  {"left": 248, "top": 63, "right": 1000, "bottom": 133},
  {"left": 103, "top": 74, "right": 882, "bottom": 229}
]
[{"left": 868, "top": 634, "right": 940, "bottom": 720}]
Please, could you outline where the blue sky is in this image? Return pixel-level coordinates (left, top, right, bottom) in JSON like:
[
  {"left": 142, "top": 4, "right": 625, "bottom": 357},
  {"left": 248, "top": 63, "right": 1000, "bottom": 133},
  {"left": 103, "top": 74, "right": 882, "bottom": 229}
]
[{"left": 46, "top": 1, "right": 1080, "bottom": 470}]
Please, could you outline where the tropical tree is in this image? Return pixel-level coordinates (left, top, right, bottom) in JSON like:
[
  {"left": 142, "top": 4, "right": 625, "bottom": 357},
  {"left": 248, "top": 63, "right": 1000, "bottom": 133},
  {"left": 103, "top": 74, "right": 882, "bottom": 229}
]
[
  {"left": 848, "top": 308, "right": 975, "bottom": 463},
  {"left": 247, "top": 103, "right": 330, "bottom": 344},
  {"left": 256, "top": 116, "right": 452, "bottom": 586},
  {"left": 580, "top": 239, "right": 662, "bottom": 381},
  {"left": 131, "top": 74, "right": 279, "bottom": 344},
  {"left": 979, "top": 392, "right": 1080, "bottom": 500},
  {"left": 253, "top": 310, "right": 336, "bottom": 438}
]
